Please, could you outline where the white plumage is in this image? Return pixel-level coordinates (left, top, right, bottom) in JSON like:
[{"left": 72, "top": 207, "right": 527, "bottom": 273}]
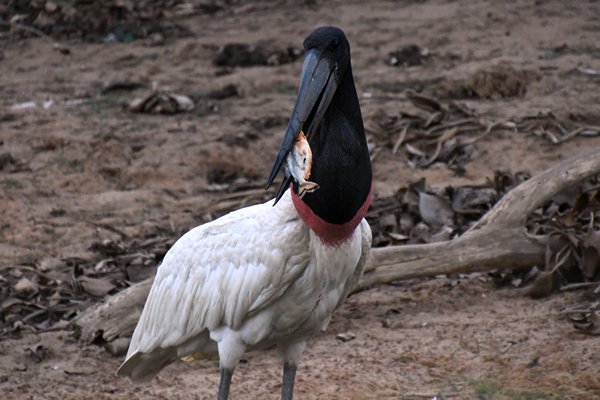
[{"left": 117, "top": 190, "right": 372, "bottom": 382}]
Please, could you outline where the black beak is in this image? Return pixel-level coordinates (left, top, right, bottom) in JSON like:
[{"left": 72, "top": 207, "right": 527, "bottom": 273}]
[{"left": 265, "top": 48, "right": 341, "bottom": 204}]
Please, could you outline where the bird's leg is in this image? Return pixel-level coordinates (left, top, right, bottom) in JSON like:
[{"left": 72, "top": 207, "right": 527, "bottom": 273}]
[
  {"left": 216, "top": 331, "right": 246, "bottom": 400},
  {"left": 279, "top": 340, "right": 306, "bottom": 400},
  {"left": 217, "top": 368, "right": 234, "bottom": 400},
  {"left": 281, "top": 362, "right": 297, "bottom": 400}
]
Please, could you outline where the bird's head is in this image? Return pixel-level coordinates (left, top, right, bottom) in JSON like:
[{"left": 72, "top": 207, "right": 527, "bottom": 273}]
[{"left": 265, "top": 27, "right": 353, "bottom": 201}]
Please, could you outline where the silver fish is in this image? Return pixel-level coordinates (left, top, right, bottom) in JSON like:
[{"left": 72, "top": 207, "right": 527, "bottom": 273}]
[{"left": 285, "top": 131, "right": 319, "bottom": 198}]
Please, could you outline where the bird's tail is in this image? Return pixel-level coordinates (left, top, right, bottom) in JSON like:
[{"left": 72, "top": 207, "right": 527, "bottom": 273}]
[{"left": 116, "top": 349, "right": 176, "bottom": 383}]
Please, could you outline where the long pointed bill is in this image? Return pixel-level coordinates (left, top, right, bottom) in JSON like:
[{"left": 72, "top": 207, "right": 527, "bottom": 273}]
[{"left": 265, "top": 49, "right": 340, "bottom": 203}]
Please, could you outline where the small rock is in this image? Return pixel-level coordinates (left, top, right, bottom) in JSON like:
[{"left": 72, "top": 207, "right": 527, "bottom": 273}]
[
  {"left": 45, "top": 1, "right": 58, "bottom": 13},
  {"left": 0, "top": 152, "right": 15, "bottom": 170},
  {"left": 149, "top": 32, "right": 165, "bottom": 46},
  {"left": 38, "top": 257, "right": 64, "bottom": 272},
  {"left": 14, "top": 364, "right": 27, "bottom": 372},
  {"left": 336, "top": 332, "right": 356, "bottom": 342},
  {"left": 14, "top": 277, "right": 38, "bottom": 296}
]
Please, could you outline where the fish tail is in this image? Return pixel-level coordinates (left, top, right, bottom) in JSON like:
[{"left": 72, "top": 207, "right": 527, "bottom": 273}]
[{"left": 298, "top": 181, "right": 320, "bottom": 198}]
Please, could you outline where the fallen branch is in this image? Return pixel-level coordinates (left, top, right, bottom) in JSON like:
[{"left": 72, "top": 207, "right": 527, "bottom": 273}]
[
  {"left": 357, "top": 227, "right": 545, "bottom": 291},
  {"left": 75, "top": 278, "right": 152, "bottom": 343},
  {"left": 359, "top": 146, "right": 600, "bottom": 290},
  {"left": 74, "top": 147, "right": 600, "bottom": 343}
]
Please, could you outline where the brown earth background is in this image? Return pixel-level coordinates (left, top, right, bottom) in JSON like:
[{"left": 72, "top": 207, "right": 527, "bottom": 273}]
[{"left": 1, "top": 1, "right": 600, "bottom": 399}]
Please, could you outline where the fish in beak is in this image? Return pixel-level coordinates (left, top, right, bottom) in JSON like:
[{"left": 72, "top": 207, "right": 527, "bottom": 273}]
[
  {"left": 266, "top": 47, "right": 342, "bottom": 204},
  {"left": 285, "top": 131, "right": 319, "bottom": 198}
]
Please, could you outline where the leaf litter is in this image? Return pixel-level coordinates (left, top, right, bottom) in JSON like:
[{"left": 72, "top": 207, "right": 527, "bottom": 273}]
[
  {"left": 0, "top": 233, "right": 174, "bottom": 339},
  {"left": 1, "top": 0, "right": 195, "bottom": 42},
  {"left": 366, "top": 88, "right": 600, "bottom": 176}
]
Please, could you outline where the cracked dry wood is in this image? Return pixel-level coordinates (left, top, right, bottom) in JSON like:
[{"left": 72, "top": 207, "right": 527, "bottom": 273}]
[{"left": 74, "top": 147, "right": 600, "bottom": 343}]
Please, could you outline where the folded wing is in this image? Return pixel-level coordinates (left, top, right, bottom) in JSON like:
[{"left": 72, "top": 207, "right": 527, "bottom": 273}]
[{"left": 119, "top": 196, "right": 309, "bottom": 380}]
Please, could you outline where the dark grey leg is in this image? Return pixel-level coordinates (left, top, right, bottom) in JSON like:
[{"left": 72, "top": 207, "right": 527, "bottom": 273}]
[
  {"left": 281, "top": 362, "right": 297, "bottom": 400},
  {"left": 217, "top": 368, "right": 233, "bottom": 400}
]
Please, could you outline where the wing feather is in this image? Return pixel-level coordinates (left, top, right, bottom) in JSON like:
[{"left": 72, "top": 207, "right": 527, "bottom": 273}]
[{"left": 127, "top": 195, "right": 309, "bottom": 358}]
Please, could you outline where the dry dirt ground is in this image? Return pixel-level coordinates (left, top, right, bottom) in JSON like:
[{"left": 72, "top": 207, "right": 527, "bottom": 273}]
[{"left": 2, "top": 0, "right": 600, "bottom": 399}]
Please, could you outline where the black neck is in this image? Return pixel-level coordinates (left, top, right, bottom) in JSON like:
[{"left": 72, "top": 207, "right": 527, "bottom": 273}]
[{"left": 298, "top": 65, "right": 372, "bottom": 224}]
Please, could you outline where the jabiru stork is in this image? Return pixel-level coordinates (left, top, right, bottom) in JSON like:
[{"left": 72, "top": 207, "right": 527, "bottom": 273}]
[{"left": 117, "top": 26, "right": 373, "bottom": 400}]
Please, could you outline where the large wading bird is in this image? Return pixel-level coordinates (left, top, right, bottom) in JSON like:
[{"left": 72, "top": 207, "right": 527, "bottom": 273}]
[{"left": 117, "top": 26, "right": 373, "bottom": 400}]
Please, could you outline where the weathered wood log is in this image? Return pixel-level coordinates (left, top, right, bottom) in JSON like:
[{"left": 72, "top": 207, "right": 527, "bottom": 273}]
[
  {"left": 357, "top": 228, "right": 546, "bottom": 291},
  {"left": 73, "top": 147, "right": 600, "bottom": 343},
  {"left": 357, "top": 145, "right": 600, "bottom": 290},
  {"left": 75, "top": 278, "right": 152, "bottom": 344}
]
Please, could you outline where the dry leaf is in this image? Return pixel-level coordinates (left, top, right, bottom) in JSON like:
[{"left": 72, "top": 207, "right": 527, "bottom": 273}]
[
  {"left": 405, "top": 143, "right": 426, "bottom": 157},
  {"left": 76, "top": 276, "right": 117, "bottom": 297},
  {"left": 411, "top": 222, "right": 431, "bottom": 243},
  {"left": 451, "top": 187, "right": 496, "bottom": 210},
  {"left": 38, "top": 257, "right": 65, "bottom": 272},
  {"left": 379, "top": 214, "right": 398, "bottom": 232},
  {"left": 581, "top": 230, "right": 600, "bottom": 280},
  {"left": 573, "top": 311, "right": 600, "bottom": 336},
  {"left": 430, "top": 226, "right": 453, "bottom": 243},
  {"left": 14, "top": 278, "right": 39, "bottom": 296},
  {"left": 405, "top": 89, "right": 443, "bottom": 112},
  {"left": 387, "top": 232, "right": 409, "bottom": 241},
  {"left": 418, "top": 192, "right": 454, "bottom": 229},
  {"left": 24, "top": 343, "right": 45, "bottom": 363},
  {"left": 524, "top": 271, "right": 556, "bottom": 298}
]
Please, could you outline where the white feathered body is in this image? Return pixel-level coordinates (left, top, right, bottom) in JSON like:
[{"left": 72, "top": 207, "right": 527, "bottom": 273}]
[{"left": 118, "top": 190, "right": 371, "bottom": 382}]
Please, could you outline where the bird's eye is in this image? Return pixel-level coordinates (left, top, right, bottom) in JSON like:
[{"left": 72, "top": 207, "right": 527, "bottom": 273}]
[{"left": 331, "top": 39, "right": 339, "bottom": 49}]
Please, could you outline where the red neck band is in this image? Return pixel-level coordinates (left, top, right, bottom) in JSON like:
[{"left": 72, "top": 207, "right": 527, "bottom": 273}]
[{"left": 291, "top": 184, "right": 373, "bottom": 246}]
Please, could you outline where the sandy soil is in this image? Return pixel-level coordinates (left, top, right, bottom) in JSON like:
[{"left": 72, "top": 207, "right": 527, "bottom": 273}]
[{"left": 1, "top": 0, "right": 600, "bottom": 399}]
